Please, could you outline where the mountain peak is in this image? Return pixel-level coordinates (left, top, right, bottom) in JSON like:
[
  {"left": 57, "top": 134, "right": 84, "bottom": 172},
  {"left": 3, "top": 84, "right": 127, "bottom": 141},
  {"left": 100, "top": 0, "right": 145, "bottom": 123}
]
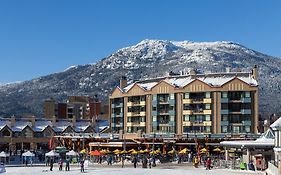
[{"left": 1, "top": 39, "right": 281, "bottom": 117}]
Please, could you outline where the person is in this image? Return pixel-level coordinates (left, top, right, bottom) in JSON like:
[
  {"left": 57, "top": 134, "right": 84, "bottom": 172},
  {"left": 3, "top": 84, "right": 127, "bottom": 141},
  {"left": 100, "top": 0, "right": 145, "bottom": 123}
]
[
  {"left": 193, "top": 157, "right": 199, "bottom": 168},
  {"left": 121, "top": 155, "right": 125, "bottom": 168},
  {"left": 80, "top": 159, "right": 85, "bottom": 173},
  {"left": 107, "top": 155, "right": 112, "bottom": 165},
  {"left": 50, "top": 158, "right": 53, "bottom": 171},
  {"left": 148, "top": 156, "right": 152, "bottom": 168},
  {"left": 188, "top": 152, "right": 192, "bottom": 163},
  {"left": 132, "top": 156, "right": 137, "bottom": 168},
  {"left": 142, "top": 156, "right": 148, "bottom": 168},
  {"left": 65, "top": 158, "right": 70, "bottom": 171},
  {"left": 58, "top": 159, "right": 63, "bottom": 171},
  {"left": 206, "top": 157, "right": 211, "bottom": 170},
  {"left": 46, "top": 157, "right": 50, "bottom": 166}
]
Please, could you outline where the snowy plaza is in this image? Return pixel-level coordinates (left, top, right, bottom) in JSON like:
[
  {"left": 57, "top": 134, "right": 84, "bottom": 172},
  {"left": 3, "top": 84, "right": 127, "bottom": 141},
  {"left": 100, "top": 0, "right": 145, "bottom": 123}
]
[{"left": 4, "top": 165, "right": 266, "bottom": 175}]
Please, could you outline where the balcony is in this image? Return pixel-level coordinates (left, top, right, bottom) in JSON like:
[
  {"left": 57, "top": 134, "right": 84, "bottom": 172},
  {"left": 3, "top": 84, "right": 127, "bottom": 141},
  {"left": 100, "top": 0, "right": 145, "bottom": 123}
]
[
  {"left": 203, "top": 98, "right": 212, "bottom": 103},
  {"left": 221, "top": 109, "right": 229, "bottom": 115},
  {"left": 241, "top": 98, "right": 251, "bottom": 103},
  {"left": 203, "top": 110, "right": 212, "bottom": 115},
  {"left": 127, "top": 111, "right": 145, "bottom": 117},
  {"left": 183, "top": 99, "right": 192, "bottom": 104},
  {"left": 191, "top": 98, "right": 204, "bottom": 104},
  {"left": 183, "top": 110, "right": 193, "bottom": 115},
  {"left": 158, "top": 110, "right": 169, "bottom": 115},
  {"left": 221, "top": 121, "right": 229, "bottom": 126},
  {"left": 203, "top": 121, "right": 212, "bottom": 126},
  {"left": 241, "top": 109, "right": 251, "bottom": 114},
  {"left": 242, "top": 120, "right": 251, "bottom": 126},
  {"left": 127, "top": 101, "right": 146, "bottom": 107},
  {"left": 158, "top": 120, "right": 170, "bottom": 126},
  {"left": 183, "top": 121, "right": 192, "bottom": 126},
  {"left": 221, "top": 98, "right": 229, "bottom": 103}
]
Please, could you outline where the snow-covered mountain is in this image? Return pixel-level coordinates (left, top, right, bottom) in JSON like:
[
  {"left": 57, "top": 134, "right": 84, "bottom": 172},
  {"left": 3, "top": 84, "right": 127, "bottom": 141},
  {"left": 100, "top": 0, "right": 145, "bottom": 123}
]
[{"left": 0, "top": 39, "right": 281, "bottom": 117}]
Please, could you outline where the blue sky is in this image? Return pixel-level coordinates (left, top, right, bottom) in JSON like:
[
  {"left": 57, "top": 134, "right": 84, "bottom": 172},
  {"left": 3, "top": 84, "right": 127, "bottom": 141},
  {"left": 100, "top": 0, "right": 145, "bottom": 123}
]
[{"left": 0, "top": 0, "right": 280, "bottom": 83}]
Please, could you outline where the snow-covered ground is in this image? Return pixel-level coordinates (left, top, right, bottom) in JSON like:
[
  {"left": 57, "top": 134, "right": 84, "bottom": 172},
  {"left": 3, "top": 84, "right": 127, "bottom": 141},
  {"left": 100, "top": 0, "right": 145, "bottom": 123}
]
[{"left": 4, "top": 165, "right": 266, "bottom": 175}]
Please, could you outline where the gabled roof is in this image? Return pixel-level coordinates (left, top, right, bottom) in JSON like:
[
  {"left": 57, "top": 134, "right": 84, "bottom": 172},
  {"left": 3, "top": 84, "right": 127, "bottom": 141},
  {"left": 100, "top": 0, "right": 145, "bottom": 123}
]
[
  {"left": 11, "top": 120, "right": 32, "bottom": 132},
  {"left": 271, "top": 117, "right": 281, "bottom": 129},
  {"left": 33, "top": 120, "right": 53, "bottom": 132},
  {"left": 53, "top": 120, "right": 73, "bottom": 132},
  {"left": 0, "top": 120, "right": 11, "bottom": 131},
  {"left": 74, "top": 120, "right": 92, "bottom": 132},
  {"left": 120, "top": 71, "right": 257, "bottom": 94}
]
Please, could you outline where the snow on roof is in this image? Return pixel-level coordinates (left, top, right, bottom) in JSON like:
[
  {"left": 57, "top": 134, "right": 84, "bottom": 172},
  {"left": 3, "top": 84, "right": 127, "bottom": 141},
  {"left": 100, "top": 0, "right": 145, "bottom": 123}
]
[
  {"left": 122, "top": 72, "right": 257, "bottom": 92},
  {"left": 74, "top": 120, "right": 92, "bottom": 132},
  {"left": 220, "top": 129, "right": 275, "bottom": 148},
  {"left": 138, "top": 82, "right": 158, "bottom": 90},
  {"left": 198, "top": 76, "right": 234, "bottom": 87},
  {"left": 33, "top": 120, "right": 52, "bottom": 132},
  {"left": 0, "top": 120, "right": 10, "bottom": 130},
  {"left": 53, "top": 120, "right": 73, "bottom": 132},
  {"left": 95, "top": 120, "right": 109, "bottom": 133},
  {"left": 123, "top": 83, "right": 136, "bottom": 92},
  {"left": 11, "top": 120, "right": 32, "bottom": 132},
  {"left": 270, "top": 117, "right": 281, "bottom": 129}
]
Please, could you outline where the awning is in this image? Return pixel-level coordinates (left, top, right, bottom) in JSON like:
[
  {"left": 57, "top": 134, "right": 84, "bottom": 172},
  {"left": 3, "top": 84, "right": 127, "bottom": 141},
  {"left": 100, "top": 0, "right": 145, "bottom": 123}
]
[{"left": 175, "top": 143, "right": 198, "bottom": 146}]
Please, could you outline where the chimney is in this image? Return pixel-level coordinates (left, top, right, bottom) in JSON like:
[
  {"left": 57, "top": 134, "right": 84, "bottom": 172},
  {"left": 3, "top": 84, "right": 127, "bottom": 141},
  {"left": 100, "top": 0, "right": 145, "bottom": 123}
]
[
  {"left": 30, "top": 116, "right": 36, "bottom": 127},
  {"left": 226, "top": 67, "right": 231, "bottom": 73},
  {"left": 189, "top": 69, "right": 196, "bottom": 75},
  {"left": 72, "top": 115, "right": 76, "bottom": 127},
  {"left": 10, "top": 115, "right": 16, "bottom": 127},
  {"left": 252, "top": 65, "right": 258, "bottom": 80},
  {"left": 52, "top": 116, "right": 56, "bottom": 126},
  {"left": 119, "top": 76, "right": 127, "bottom": 89}
]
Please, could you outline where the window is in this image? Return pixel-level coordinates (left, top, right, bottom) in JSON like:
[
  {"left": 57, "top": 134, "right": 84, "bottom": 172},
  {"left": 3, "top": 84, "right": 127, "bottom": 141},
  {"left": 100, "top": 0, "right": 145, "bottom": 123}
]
[
  {"left": 222, "top": 115, "right": 228, "bottom": 121},
  {"left": 184, "top": 93, "right": 189, "bottom": 99},
  {"left": 245, "top": 92, "right": 251, "bottom": 98},
  {"left": 152, "top": 116, "right": 157, "bottom": 122},
  {"left": 205, "top": 115, "right": 211, "bottom": 121},
  {"left": 184, "top": 115, "right": 190, "bottom": 121},
  {"left": 206, "top": 126, "right": 211, "bottom": 133},
  {"left": 233, "top": 126, "right": 240, "bottom": 133},
  {"left": 170, "top": 116, "right": 174, "bottom": 122},
  {"left": 153, "top": 95, "right": 157, "bottom": 101},
  {"left": 245, "top": 126, "right": 251, "bottom": 133},
  {"left": 222, "top": 92, "right": 228, "bottom": 98},
  {"left": 183, "top": 104, "right": 190, "bottom": 110},
  {"left": 153, "top": 107, "right": 157, "bottom": 111},
  {"left": 205, "top": 104, "right": 211, "bottom": 110},
  {"left": 170, "top": 94, "right": 174, "bottom": 99},
  {"left": 2, "top": 129, "right": 11, "bottom": 137},
  {"left": 205, "top": 92, "right": 211, "bottom": 98},
  {"left": 169, "top": 105, "right": 175, "bottom": 111},
  {"left": 222, "top": 126, "right": 228, "bottom": 133}
]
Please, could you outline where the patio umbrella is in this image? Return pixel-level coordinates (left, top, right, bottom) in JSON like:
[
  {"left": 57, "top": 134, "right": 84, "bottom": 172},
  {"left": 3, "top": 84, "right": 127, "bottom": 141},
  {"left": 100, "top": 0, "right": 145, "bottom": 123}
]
[
  {"left": 0, "top": 151, "right": 9, "bottom": 157},
  {"left": 66, "top": 150, "right": 78, "bottom": 156},
  {"left": 90, "top": 150, "right": 101, "bottom": 156},
  {"left": 113, "top": 149, "right": 120, "bottom": 153},
  {"left": 213, "top": 147, "right": 221, "bottom": 152},
  {"left": 55, "top": 146, "right": 68, "bottom": 152},
  {"left": 131, "top": 150, "right": 138, "bottom": 155},
  {"left": 120, "top": 150, "right": 127, "bottom": 154},
  {"left": 45, "top": 150, "right": 59, "bottom": 157},
  {"left": 80, "top": 149, "right": 86, "bottom": 154},
  {"left": 22, "top": 151, "right": 35, "bottom": 157},
  {"left": 128, "top": 149, "right": 136, "bottom": 153},
  {"left": 200, "top": 148, "right": 207, "bottom": 154},
  {"left": 168, "top": 149, "right": 176, "bottom": 154},
  {"left": 179, "top": 148, "right": 190, "bottom": 154}
]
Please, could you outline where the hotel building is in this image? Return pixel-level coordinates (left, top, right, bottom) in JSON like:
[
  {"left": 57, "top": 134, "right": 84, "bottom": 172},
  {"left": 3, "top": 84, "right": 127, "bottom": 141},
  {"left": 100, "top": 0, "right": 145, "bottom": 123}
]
[{"left": 109, "top": 67, "right": 259, "bottom": 136}]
